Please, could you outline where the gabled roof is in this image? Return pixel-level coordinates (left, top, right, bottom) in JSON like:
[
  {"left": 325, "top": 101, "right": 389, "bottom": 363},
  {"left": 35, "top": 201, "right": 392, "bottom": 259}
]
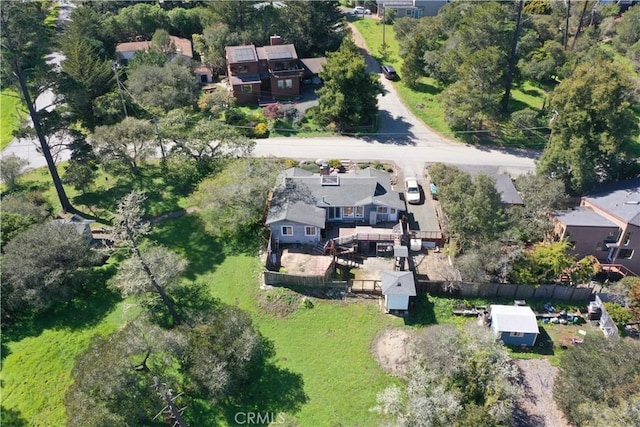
[
  {"left": 555, "top": 207, "right": 618, "bottom": 228},
  {"left": 266, "top": 167, "right": 405, "bottom": 228},
  {"left": 584, "top": 177, "right": 640, "bottom": 226},
  {"left": 490, "top": 305, "right": 539, "bottom": 334},
  {"left": 116, "top": 36, "right": 192, "bottom": 58},
  {"left": 381, "top": 271, "right": 416, "bottom": 296},
  {"left": 51, "top": 214, "right": 95, "bottom": 236}
]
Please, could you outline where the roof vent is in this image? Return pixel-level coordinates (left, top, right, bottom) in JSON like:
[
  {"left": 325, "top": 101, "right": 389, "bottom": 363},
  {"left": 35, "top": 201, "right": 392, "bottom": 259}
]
[{"left": 624, "top": 201, "right": 640, "bottom": 205}]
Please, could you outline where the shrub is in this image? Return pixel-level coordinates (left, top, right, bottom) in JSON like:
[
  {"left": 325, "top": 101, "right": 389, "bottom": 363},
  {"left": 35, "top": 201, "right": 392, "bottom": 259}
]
[
  {"left": 328, "top": 159, "right": 342, "bottom": 169},
  {"left": 253, "top": 122, "right": 269, "bottom": 138},
  {"left": 262, "top": 104, "right": 284, "bottom": 120}
]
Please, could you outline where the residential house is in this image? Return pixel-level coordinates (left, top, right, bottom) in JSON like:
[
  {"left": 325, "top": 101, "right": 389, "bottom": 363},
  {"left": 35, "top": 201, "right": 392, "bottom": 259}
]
[
  {"left": 381, "top": 270, "right": 416, "bottom": 313},
  {"left": 265, "top": 167, "right": 405, "bottom": 244},
  {"left": 376, "top": 0, "right": 447, "bottom": 18},
  {"left": 226, "top": 36, "right": 323, "bottom": 104},
  {"left": 454, "top": 165, "right": 524, "bottom": 206},
  {"left": 490, "top": 304, "right": 539, "bottom": 347},
  {"left": 554, "top": 178, "right": 640, "bottom": 276},
  {"left": 115, "top": 35, "right": 193, "bottom": 64}
]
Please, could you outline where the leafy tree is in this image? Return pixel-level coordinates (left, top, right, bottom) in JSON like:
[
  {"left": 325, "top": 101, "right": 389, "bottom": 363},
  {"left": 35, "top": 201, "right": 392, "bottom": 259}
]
[
  {"left": 63, "top": 133, "right": 99, "bottom": 194},
  {"left": 92, "top": 117, "right": 156, "bottom": 175},
  {"left": 66, "top": 307, "right": 266, "bottom": 425},
  {"left": 278, "top": 1, "right": 345, "bottom": 57},
  {"left": 0, "top": 193, "right": 50, "bottom": 250},
  {"left": 193, "top": 23, "right": 235, "bottom": 76},
  {"left": 159, "top": 110, "right": 255, "bottom": 175},
  {"left": 192, "top": 158, "right": 285, "bottom": 238},
  {"left": 554, "top": 335, "right": 640, "bottom": 426},
  {"left": 1, "top": 1, "right": 73, "bottom": 212},
  {"left": 197, "top": 90, "right": 236, "bottom": 118},
  {"left": 0, "top": 154, "right": 29, "bottom": 191},
  {"left": 167, "top": 6, "right": 208, "bottom": 39},
  {"left": 538, "top": 60, "right": 640, "bottom": 193},
  {"left": 315, "top": 38, "right": 384, "bottom": 130},
  {"left": 126, "top": 62, "right": 199, "bottom": 114},
  {"left": 610, "top": 277, "right": 640, "bottom": 322},
  {"left": 110, "top": 191, "right": 182, "bottom": 326},
  {"left": 508, "top": 173, "right": 571, "bottom": 242},
  {"left": 429, "top": 164, "right": 506, "bottom": 249},
  {"left": 510, "top": 239, "right": 577, "bottom": 285},
  {"left": 107, "top": 3, "right": 170, "bottom": 41},
  {"left": 615, "top": 5, "right": 640, "bottom": 52},
  {"left": 374, "top": 324, "right": 522, "bottom": 426},
  {"left": 150, "top": 29, "right": 175, "bottom": 54},
  {"left": 519, "top": 40, "right": 566, "bottom": 83},
  {"left": 1, "top": 222, "right": 98, "bottom": 321},
  {"left": 603, "top": 302, "right": 633, "bottom": 328}
]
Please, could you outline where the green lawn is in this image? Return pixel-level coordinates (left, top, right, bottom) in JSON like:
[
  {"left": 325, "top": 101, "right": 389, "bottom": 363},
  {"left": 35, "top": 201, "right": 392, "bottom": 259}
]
[{"left": 0, "top": 88, "right": 26, "bottom": 150}]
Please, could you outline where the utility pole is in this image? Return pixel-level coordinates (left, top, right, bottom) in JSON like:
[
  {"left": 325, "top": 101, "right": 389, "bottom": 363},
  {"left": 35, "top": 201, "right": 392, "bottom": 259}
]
[
  {"left": 112, "top": 62, "right": 128, "bottom": 117},
  {"left": 382, "top": 5, "right": 386, "bottom": 46},
  {"left": 502, "top": 0, "right": 524, "bottom": 114},
  {"left": 571, "top": 0, "right": 590, "bottom": 51}
]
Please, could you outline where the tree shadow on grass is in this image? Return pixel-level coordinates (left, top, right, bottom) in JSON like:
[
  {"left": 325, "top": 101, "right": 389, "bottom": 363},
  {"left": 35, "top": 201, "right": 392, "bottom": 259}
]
[
  {"left": 1, "top": 265, "right": 121, "bottom": 363},
  {"left": 149, "top": 214, "right": 226, "bottom": 279},
  {"left": 411, "top": 80, "right": 443, "bottom": 97},
  {"left": 404, "top": 292, "right": 436, "bottom": 326},
  {"left": 0, "top": 406, "right": 28, "bottom": 427}
]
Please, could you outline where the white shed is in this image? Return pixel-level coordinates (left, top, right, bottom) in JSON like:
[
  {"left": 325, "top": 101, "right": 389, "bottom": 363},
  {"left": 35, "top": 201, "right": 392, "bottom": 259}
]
[
  {"left": 381, "top": 271, "right": 416, "bottom": 312},
  {"left": 490, "top": 305, "right": 540, "bottom": 347}
]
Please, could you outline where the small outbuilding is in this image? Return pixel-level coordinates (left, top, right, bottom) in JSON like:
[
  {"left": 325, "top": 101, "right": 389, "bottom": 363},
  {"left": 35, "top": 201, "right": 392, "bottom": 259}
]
[
  {"left": 490, "top": 305, "right": 540, "bottom": 347},
  {"left": 381, "top": 271, "right": 416, "bottom": 313}
]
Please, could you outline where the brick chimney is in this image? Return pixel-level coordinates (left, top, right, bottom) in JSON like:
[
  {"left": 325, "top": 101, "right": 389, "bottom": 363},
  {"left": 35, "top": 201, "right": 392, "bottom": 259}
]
[{"left": 270, "top": 35, "right": 282, "bottom": 46}]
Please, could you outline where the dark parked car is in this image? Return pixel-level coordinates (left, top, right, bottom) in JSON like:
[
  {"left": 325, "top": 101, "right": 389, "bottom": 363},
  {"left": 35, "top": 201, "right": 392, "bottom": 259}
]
[{"left": 381, "top": 64, "right": 398, "bottom": 80}]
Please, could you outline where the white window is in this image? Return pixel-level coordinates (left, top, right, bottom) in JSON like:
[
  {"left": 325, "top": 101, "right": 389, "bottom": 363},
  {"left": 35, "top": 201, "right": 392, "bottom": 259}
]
[
  {"left": 377, "top": 207, "right": 388, "bottom": 214},
  {"left": 343, "top": 207, "right": 354, "bottom": 218},
  {"left": 305, "top": 226, "right": 316, "bottom": 236},
  {"left": 355, "top": 206, "right": 364, "bottom": 218},
  {"left": 281, "top": 226, "right": 293, "bottom": 236},
  {"left": 509, "top": 332, "right": 524, "bottom": 338},
  {"left": 277, "top": 79, "right": 293, "bottom": 89},
  {"left": 390, "top": 208, "right": 396, "bottom": 215}
]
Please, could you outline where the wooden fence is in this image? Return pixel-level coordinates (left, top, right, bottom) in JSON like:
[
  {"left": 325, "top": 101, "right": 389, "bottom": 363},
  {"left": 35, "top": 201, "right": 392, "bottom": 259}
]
[
  {"left": 350, "top": 279, "right": 382, "bottom": 294},
  {"left": 415, "top": 280, "right": 594, "bottom": 302},
  {"left": 332, "top": 233, "right": 399, "bottom": 246},
  {"left": 264, "top": 266, "right": 336, "bottom": 287}
]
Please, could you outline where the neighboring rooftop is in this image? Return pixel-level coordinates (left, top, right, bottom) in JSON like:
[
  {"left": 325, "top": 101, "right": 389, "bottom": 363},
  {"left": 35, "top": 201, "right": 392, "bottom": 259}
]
[
  {"left": 490, "top": 305, "right": 539, "bottom": 334},
  {"left": 116, "top": 35, "right": 193, "bottom": 58},
  {"left": 300, "top": 57, "right": 327, "bottom": 76},
  {"left": 258, "top": 44, "right": 299, "bottom": 61},
  {"left": 450, "top": 165, "right": 524, "bottom": 205},
  {"left": 584, "top": 177, "right": 640, "bottom": 226},
  {"left": 555, "top": 207, "right": 618, "bottom": 228}
]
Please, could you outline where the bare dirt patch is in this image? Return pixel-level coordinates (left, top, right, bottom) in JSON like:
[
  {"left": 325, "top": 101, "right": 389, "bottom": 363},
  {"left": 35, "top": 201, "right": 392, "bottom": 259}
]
[
  {"left": 372, "top": 328, "right": 413, "bottom": 377},
  {"left": 513, "top": 359, "right": 569, "bottom": 427}
]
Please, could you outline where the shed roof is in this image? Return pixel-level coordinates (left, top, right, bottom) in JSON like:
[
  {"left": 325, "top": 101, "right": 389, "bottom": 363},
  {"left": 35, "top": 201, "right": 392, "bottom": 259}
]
[
  {"left": 300, "top": 57, "right": 327, "bottom": 76},
  {"left": 381, "top": 271, "right": 416, "bottom": 296},
  {"left": 490, "top": 305, "right": 539, "bottom": 334}
]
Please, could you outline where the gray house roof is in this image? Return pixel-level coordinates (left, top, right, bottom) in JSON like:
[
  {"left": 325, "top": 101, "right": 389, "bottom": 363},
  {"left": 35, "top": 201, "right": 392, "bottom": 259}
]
[
  {"left": 555, "top": 207, "right": 618, "bottom": 228},
  {"left": 490, "top": 305, "right": 539, "bottom": 334},
  {"left": 266, "top": 167, "right": 405, "bottom": 227},
  {"left": 585, "top": 178, "right": 640, "bottom": 226},
  {"left": 381, "top": 271, "right": 416, "bottom": 296}
]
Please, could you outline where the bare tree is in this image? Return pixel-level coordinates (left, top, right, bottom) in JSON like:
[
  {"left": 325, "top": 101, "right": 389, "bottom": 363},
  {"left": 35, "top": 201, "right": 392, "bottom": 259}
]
[{"left": 110, "top": 190, "right": 183, "bottom": 325}]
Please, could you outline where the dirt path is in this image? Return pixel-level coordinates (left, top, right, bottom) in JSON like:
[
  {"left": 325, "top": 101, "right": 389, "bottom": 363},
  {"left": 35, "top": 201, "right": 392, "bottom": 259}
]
[
  {"left": 372, "top": 328, "right": 412, "bottom": 377},
  {"left": 513, "top": 359, "right": 569, "bottom": 427}
]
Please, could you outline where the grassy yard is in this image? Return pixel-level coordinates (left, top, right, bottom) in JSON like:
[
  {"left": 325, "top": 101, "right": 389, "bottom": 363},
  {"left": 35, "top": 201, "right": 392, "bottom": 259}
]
[{"left": 0, "top": 88, "right": 26, "bottom": 150}]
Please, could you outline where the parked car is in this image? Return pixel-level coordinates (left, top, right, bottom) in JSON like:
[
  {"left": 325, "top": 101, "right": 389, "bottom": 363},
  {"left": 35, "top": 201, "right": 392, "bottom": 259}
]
[
  {"left": 353, "top": 6, "right": 371, "bottom": 15},
  {"left": 405, "top": 177, "right": 421, "bottom": 204},
  {"left": 381, "top": 64, "right": 398, "bottom": 80}
]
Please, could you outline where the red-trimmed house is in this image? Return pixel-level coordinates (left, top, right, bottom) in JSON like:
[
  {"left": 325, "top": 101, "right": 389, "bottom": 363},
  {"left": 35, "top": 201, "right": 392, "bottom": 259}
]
[{"left": 225, "top": 35, "right": 306, "bottom": 104}]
